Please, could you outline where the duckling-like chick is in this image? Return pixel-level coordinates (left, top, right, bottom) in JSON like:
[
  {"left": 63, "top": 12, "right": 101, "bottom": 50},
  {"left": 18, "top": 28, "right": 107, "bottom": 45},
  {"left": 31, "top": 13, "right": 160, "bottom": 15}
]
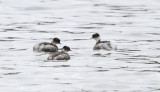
[
  {"left": 33, "top": 38, "right": 61, "bottom": 52},
  {"left": 91, "top": 33, "right": 117, "bottom": 51},
  {"left": 47, "top": 46, "right": 71, "bottom": 60}
]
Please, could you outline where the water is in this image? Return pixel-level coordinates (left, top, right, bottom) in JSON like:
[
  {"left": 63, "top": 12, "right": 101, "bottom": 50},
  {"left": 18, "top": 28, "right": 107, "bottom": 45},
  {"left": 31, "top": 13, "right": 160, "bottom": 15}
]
[{"left": 0, "top": 0, "right": 160, "bottom": 92}]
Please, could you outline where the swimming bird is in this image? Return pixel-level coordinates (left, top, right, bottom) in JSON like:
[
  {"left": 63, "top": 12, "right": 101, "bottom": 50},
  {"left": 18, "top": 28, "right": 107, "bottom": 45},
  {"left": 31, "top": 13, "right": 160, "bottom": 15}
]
[
  {"left": 47, "top": 46, "right": 71, "bottom": 60},
  {"left": 33, "top": 38, "right": 61, "bottom": 52},
  {"left": 91, "top": 33, "right": 117, "bottom": 51}
]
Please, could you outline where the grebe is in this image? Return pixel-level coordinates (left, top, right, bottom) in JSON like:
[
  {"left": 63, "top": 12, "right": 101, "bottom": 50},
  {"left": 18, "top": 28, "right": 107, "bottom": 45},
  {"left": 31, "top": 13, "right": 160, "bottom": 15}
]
[
  {"left": 91, "top": 33, "right": 117, "bottom": 51},
  {"left": 33, "top": 38, "right": 61, "bottom": 52},
  {"left": 47, "top": 46, "right": 71, "bottom": 60}
]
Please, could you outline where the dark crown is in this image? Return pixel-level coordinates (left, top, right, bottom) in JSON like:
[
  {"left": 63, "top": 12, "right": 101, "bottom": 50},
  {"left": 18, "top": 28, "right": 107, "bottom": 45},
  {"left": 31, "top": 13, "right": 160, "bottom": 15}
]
[
  {"left": 63, "top": 46, "right": 71, "bottom": 51},
  {"left": 92, "top": 33, "right": 100, "bottom": 38},
  {"left": 53, "top": 38, "right": 60, "bottom": 43}
]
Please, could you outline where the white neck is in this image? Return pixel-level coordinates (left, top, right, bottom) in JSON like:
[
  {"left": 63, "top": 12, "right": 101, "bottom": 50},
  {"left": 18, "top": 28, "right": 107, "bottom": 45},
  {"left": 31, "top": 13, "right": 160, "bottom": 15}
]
[
  {"left": 62, "top": 49, "right": 68, "bottom": 53},
  {"left": 93, "top": 37, "right": 101, "bottom": 43},
  {"left": 51, "top": 41, "right": 57, "bottom": 45}
]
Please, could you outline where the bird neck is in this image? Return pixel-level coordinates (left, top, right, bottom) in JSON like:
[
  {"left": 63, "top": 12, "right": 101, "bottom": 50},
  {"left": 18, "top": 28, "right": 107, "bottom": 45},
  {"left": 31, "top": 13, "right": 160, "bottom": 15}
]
[
  {"left": 62, "top": 49, "right": 68, "bottom": 53},
  {"left": 51, "top": 42, "right": 57, "bottom": 45},
  {"left": 94, "top": 37, "right": 101, "bottom": 43}
]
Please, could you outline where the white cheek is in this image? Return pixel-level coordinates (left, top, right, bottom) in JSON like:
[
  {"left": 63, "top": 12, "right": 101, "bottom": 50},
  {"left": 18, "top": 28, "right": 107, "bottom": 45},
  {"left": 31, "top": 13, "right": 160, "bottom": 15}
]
[{"left": 94, "top": 37, "right": 100, "bottom": 42}]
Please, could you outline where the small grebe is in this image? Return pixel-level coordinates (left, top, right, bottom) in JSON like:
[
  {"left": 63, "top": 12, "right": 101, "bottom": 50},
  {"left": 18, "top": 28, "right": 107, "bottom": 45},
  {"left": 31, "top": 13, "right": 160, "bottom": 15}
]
[
  {"left": 33, "top": 38, "right": 61, "bottom": 52},
  {"left": 47, "top": 46, "right": 71, "bottom": 60},
  {"left": 91, "top": 33, "right": 117, "bottom": 51}
]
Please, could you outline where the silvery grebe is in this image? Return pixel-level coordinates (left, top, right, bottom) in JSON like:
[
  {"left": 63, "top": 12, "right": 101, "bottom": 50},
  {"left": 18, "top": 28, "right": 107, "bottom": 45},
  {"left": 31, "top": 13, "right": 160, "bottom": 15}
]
[
  {"left": 33, "top": 38, "right": 61, "bottom": 52},
  {"left": 91, "top": 33, "right": 117, "bottom": 51},
  {"left": 47, "top": 46, "right": 71, "bottom": 60}
]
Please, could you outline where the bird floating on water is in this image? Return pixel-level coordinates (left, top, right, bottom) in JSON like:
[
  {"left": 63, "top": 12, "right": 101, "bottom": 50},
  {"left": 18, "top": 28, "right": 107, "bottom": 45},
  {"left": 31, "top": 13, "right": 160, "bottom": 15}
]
[
  {"left": 33, "top": 37, "right": 61, "bottom": 52},
  {"left": 91, "top": 33, "right": 117, "bottom": 51},
  {"left": 47, "top": 46, "right": 71, "bottom": 60}
]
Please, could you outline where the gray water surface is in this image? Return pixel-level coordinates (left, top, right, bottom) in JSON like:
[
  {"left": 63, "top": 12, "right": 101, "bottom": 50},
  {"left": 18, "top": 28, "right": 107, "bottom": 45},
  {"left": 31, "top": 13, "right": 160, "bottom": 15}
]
[{"left": 0, "top": 0, "right": 160, "bottom": 92}]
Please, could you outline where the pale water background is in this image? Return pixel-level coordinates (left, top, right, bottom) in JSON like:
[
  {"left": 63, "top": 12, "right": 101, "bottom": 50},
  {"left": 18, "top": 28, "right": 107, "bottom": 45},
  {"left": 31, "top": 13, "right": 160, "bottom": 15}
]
[{"left": 0, "top": 0, "right": 160, "bottom": 92}]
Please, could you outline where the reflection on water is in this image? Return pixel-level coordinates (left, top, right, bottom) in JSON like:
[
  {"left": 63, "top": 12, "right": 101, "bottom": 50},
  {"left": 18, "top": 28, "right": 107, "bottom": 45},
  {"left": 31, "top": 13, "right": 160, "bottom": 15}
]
[{"left": 0, "top": 0, "right": 160, "bottom": 92}]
